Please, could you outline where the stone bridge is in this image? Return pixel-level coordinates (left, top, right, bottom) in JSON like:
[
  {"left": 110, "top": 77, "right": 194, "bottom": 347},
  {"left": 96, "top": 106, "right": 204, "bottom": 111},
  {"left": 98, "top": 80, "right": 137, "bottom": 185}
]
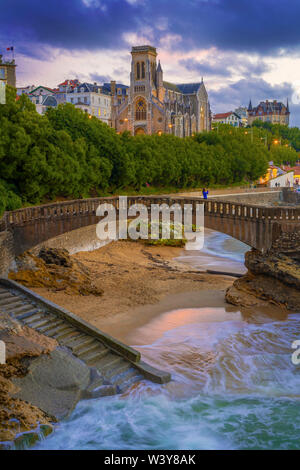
[{"left": 1, "top": 191, "right": 300, "bottom": 275}]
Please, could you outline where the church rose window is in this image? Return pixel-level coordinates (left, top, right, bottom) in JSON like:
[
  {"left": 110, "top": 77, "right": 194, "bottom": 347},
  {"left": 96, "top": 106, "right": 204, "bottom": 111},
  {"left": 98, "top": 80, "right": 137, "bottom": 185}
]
[{"left": 135, "top": 99, "right": 147, "bottom": 121}]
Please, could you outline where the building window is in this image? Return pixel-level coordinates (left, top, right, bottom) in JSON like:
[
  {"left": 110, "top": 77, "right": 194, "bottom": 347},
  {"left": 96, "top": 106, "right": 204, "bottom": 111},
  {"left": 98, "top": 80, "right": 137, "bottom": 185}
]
[
  {"left": 70, "top": 98, "right": 74, "bottom": 103},
  {"left": 136, "top": 62, "right": 140, "bottom": 80},
  {"left": 84, "top": 97, "right": 87, "bottom": 103},
  {"left": 134, "top": 85, "right": 145, "bottom": 93},
  {"left": 135, "top": 99, "right": 147, "bottom": 121},
  {"left": 141, "top": 62, "right": 145, "bottom": 79}
]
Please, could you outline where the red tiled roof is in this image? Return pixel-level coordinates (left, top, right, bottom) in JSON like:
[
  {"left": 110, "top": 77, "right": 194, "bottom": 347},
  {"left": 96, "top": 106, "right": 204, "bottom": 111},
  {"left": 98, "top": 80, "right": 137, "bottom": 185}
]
[
  {"left": 213, "top": 112, "right": 233, "bottom": 119},
  {"left": 283, "top": 166, "right": 300, "bottom": 173}
]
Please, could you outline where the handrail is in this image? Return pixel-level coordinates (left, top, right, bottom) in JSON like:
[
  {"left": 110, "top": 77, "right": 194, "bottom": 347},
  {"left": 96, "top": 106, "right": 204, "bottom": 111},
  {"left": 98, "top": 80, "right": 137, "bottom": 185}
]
[{"left": 1, "top": 193, "right": 300, "bottom": 231}]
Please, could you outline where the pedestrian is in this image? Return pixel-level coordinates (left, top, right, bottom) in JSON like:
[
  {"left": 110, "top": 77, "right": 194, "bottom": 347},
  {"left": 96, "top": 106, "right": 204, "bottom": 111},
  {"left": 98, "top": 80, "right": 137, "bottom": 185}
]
[{"left": 202, "top": 188, "right": 209, "bottom": 200}]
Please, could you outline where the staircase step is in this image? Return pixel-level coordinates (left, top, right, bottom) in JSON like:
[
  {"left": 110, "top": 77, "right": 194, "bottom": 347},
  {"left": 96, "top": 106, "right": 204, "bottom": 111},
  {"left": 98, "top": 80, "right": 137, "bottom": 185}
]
[
  {"left": 26, "top": 316, "right": 51, "bottom": 329},
  {"left": 94, "top": 354, "right": 123, "bottom": 373},
  {"left": 112, "top": 367, "right": 141, "bottom": 388},
  {"left": 65, "top": 334, "right": 93, "bottom": 349},
  {"left": 11, "top": 304, "right": 37, "bottom": 316},
  {"left": 0, "top": 297, "right": 24, "bottom": 307},
  {"left": 37, "top": 320, "right": 64, "bottom": 334},
  {"left": 0, "top": 292, "right": 15, "bottom": 300},
  {"left": 72, "top": 337, "right": 96, "bottom": 353},
  {"left": 81, "top": 347, "right": 109, "bottom": 365},
  {"left": 105, "top": 359, "right": 132, "bottom": 380},
  {"left": 46, "top": 324, "right": 72, "bottom": 338},
  {"left": 20, "top": 311, "right": 45, "bottom": 324},
  {"left": 74, "top": 342, "right": 106, "bottom": 358},
  {"left": 56, "top": 324, "right": 77, "bottom": 342},
  {"left": 59, "top": 331, "right": 85, "bottom": 345},
  {"left": 53, "top": 327, "right": 77, "bottom": 341},
  {"left": 6, "top": 303, "right": 35, "bottom": 314}
]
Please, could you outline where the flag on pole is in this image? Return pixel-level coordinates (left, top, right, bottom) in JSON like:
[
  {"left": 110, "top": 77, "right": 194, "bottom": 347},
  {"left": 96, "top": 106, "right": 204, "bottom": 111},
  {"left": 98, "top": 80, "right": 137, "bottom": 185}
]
[{"left": 6, "top": 47, "right": 14, "bottom": 51}]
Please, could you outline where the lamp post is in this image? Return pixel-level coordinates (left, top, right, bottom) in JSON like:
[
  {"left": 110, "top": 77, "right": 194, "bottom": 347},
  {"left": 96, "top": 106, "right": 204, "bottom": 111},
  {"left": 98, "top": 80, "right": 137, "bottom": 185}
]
[
  {"left": 245, "top": 127, "right": 253, "bottom": 143},
  {"left": 168, "top": 123, "right": 173, "bottom": 135},
  {"left": 261, "top": 136, "right": 267, "bottom": 147}
]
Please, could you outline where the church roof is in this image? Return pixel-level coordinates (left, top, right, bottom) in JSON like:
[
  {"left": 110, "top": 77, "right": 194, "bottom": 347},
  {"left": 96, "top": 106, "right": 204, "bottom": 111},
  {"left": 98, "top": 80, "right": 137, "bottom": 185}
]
[
  {"left": 163, "top": 82, "right": 203, "bottom": 95},
  {"left": 176, "top": 83, "right": 202, "bottom": 94},
  {"left": 163, "top": 81, "right": 181, "bottom": 93}
]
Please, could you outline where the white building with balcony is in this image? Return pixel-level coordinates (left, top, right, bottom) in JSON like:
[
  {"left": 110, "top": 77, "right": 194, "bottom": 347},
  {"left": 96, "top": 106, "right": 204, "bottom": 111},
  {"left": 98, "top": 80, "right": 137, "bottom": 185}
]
[{"left": 66, "top": 82, "right": 112, "bottom": 126}]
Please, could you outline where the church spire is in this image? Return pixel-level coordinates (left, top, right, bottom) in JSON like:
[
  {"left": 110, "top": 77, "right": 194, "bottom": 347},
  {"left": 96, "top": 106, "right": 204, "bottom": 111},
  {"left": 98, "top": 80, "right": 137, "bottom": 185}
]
[
  {"left": 157, "top": 60, "right": 163, "bottom": 73},
  {"left": 286, "top": 97, "right": 290, "bottom": 112},
  {"left": 248, "top": 99, "right": 253, "bottom": 111}
]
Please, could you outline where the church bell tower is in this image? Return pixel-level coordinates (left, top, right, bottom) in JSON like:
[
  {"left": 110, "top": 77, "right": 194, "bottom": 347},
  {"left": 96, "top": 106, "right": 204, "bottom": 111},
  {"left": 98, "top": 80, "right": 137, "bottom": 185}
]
[{"left": 129, "top": 45, "right": 158, "bottom": 135}]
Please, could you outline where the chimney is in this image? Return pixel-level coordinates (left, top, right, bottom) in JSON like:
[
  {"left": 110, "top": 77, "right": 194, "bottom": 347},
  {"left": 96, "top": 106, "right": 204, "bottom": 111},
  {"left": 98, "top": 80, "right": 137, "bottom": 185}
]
[{"left": 111, "top": 80, "right": 116, "bottom": 96}]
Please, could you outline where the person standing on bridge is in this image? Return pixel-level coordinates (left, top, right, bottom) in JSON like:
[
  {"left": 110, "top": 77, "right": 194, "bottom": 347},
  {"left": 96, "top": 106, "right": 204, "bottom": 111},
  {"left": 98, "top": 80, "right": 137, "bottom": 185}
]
[{"left": 202, "top": 188, "right": 209, "bottom": 200}]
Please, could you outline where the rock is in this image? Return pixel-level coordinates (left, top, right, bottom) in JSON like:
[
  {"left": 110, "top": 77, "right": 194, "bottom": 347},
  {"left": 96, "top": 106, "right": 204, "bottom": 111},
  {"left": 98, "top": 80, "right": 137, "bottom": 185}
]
[
  {"left": 11, "top": 348, "right": 110, "bottom": 420},
  {"left": 226, "top": 248, "right": 300, "bottom": 311},
  {"left": 9, "top": 249, "right": 103, "bottom": 296},
  {"left": 39, "top": 247, "right": 73, "bottom": 268},
  {"left": 14, "top": 431, "right": 40, "bottom": 449},
  {"left": 0, "top": 325, "right": 58, "bottom": 363},
  {"left": 0, "top": 323, "right": 57, "bottom": 446}
]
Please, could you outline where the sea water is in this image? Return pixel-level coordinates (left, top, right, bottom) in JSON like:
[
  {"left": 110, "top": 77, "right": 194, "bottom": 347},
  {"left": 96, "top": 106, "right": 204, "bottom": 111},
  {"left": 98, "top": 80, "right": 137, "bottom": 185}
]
[{"left": 34, "top": 232, "right": 300, "bottom": 450}]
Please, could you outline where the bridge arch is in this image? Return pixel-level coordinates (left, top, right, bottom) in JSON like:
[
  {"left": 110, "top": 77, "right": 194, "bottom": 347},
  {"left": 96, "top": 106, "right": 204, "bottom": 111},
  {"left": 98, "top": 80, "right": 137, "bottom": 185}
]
[{"left": 0, "top": 194, "right": 298, "bottom": 258}]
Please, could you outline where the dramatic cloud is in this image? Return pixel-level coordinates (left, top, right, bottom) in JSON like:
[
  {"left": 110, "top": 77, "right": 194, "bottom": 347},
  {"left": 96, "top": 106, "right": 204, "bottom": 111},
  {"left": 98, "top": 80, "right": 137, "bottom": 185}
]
[
  {"left": 210, "top": 77, "right": 292, "bottom": 109},
  {"left": 1, "top": 0, "right": 300, "bottom": 57},
  {"left": 1, "top": 0, "right": 300, "bottom": 124},
  {"left": 181, "top": 54, "right": 270, "bottom": 79},
  {"left": 89, "top": 73, "right": 112, "bottom": 83},
  {"left": 209, "top": 78, "right": 300, "bottom": 127}
]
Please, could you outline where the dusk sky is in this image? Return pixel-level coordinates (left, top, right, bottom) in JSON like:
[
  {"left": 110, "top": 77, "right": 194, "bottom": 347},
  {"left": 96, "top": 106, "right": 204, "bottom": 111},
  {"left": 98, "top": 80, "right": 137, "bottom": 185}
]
[{"left": 1, "top": 0, "right": 300, "bottom": 125}]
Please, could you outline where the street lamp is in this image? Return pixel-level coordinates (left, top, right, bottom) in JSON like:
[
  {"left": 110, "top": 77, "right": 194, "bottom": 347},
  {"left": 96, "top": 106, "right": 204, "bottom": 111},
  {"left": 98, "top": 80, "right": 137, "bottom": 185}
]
[{"left": 261, "top": 136, "right": 267, "bottom": 147}]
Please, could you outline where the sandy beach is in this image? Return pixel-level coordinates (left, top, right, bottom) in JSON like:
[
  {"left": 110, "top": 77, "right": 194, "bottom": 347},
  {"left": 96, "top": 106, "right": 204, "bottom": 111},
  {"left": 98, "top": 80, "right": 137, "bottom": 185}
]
[{"left": 31, "top": 240, "right": 236, "bottom": 344}]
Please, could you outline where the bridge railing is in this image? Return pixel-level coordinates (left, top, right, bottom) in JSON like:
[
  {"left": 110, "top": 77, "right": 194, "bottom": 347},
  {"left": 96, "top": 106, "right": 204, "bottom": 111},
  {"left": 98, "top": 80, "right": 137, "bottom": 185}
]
[{"left": 1, "top": 196, "right": 300, "bottom": 231}]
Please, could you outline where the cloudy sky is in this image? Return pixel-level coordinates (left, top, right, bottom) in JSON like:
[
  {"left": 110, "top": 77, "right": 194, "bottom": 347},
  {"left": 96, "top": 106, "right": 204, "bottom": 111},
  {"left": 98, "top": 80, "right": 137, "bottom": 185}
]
[{"left": 1, "top": 0, "right": 300, "bottom": 125}]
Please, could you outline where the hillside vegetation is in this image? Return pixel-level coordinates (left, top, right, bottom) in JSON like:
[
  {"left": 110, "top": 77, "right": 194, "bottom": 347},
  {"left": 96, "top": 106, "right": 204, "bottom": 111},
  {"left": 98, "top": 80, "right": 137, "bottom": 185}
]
[{"left": 0, "top": 86, "right": 297, "bottom": 215}]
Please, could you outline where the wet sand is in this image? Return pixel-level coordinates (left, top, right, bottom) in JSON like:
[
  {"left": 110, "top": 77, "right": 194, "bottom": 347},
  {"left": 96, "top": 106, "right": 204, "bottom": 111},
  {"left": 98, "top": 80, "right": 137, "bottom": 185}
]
[{"left": 32, "top": 240, "right": 236, "bottom": 344}]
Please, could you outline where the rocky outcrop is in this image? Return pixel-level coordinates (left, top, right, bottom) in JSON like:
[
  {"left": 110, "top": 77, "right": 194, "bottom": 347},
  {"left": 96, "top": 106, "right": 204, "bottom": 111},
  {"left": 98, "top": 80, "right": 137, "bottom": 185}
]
[
  {"left": 0, "top": 324, "right": 58, "bottom": 446},
  {"left": 9, "top": 248, "right": 103, "bottom": 296},
  {"left": 226, "top": 248, "right": 300, "bottom": 311}
]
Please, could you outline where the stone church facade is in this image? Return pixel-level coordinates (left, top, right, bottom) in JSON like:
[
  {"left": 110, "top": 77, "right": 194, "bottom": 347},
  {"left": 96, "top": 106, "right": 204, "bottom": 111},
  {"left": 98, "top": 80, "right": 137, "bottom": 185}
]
[{"left": 111, "top": 45, "right": 211, "bottom": 136}]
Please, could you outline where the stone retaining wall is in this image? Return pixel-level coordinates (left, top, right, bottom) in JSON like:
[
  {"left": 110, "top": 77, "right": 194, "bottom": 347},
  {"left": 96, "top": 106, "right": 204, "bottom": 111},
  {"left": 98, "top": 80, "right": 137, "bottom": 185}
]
[{"left": 0, "top": 230, "right": 15, "bottom": 277}]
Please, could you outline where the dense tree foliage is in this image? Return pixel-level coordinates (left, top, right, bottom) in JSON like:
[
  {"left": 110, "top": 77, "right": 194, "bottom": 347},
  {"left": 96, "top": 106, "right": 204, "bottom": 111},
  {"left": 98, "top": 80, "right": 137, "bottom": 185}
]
[
  {"left": 1, "top": 86, "right": 291, "bottom": 215},
  {"left": 252, "top": 119, "right": 300, "bottom": 153}
]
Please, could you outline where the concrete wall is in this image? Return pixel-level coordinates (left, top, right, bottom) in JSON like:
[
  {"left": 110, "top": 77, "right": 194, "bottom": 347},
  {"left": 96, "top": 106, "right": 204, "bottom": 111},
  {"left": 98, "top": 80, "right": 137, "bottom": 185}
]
[
  {"left": 268, "top": 172, "right": 294, "bottom": 188},
  {"left": 30, "top": 224, "right": 107, "bottom": 256},
  {"left": 0, "top": 230, "right": 15, "bottom": 277},
  {"left": 213, "top": 191, "right": 281, "bottom": 205}
]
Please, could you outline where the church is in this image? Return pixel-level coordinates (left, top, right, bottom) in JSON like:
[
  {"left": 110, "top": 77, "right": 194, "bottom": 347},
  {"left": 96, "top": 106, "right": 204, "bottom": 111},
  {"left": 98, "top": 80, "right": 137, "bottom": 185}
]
[{"left": 111, "top": 45, "right": 211, "bottom": 136}]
